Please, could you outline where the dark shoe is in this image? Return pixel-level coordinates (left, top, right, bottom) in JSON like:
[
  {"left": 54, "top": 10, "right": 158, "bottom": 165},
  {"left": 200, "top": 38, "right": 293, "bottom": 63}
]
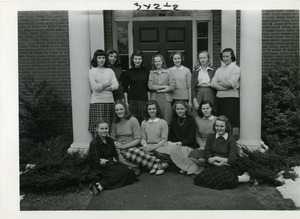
[
  {"left": 89, "top": 183, "right": 100, "bottom": 195},
  {"left": 132, "top": 167, "right": 141, "bottom": 176}
]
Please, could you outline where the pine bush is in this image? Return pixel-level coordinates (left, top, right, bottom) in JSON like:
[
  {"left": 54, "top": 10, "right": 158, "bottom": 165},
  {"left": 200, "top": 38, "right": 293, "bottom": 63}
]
[{"left": 262, "top": 64, "right": 300, "bottom": 155}]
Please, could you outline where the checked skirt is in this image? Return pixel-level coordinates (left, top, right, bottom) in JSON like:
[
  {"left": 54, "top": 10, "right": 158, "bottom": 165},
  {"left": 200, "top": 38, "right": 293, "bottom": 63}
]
[{"left": 122, "top": 147, "right": 169, "bottom": 171}]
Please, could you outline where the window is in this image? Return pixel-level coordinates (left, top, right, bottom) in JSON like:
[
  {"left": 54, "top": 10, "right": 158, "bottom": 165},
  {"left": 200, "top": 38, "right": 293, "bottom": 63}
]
[
  {"left": 116, "top": 21, "right": 129, "bottom": 70},
  {"left": 197, "top": 22, "right": 209, "bottom": 52}
]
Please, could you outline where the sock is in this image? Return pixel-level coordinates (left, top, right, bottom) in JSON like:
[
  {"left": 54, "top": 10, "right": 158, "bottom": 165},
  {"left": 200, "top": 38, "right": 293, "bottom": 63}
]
[
  {"left": 96, "top": 182, "right": 104, "bottom": 191},
  {"left": 238, "top": 172, "right": 250, "bottom": 183}
]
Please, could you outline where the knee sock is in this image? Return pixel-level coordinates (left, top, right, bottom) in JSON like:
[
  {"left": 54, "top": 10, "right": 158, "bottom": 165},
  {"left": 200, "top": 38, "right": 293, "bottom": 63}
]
[{"left": 238, "top": 172, "right": 250, "bottom": 183}]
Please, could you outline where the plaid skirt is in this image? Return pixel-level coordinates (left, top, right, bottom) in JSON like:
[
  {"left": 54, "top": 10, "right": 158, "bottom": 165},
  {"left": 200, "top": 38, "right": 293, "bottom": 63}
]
[
  {"left": 194, "top": 165, "right": 238, "bottom": 190},
  {"left": 88, "top": 103, "right": 114, "bottom": 133},
  {"left": 129, "top": 100, "right": 147, "bottom": 125},
  {"left": 122, "top": 147, "right": 169, "bottom": 171}
]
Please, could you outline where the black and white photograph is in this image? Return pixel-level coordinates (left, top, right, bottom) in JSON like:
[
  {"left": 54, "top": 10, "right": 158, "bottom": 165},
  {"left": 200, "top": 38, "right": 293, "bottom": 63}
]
[{"left": 0, "top": 0, "right": 300, "bottom": 219}]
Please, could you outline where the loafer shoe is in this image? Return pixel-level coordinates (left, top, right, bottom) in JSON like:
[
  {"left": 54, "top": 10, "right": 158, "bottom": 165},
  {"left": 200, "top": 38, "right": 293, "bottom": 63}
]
[
  {"left": 149, "top": 169, "right": 156, "bottom": 174},
  {"left": 155, "top": 169, "right": 165, "bottom": 175}
]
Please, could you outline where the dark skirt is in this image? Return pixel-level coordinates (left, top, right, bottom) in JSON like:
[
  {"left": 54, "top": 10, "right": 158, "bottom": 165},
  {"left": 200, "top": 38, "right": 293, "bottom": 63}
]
[
  {"left": 196, "top": 87, "right": 216, "bottom": 106},
  {"left": 214, "top": 97, "right": 240, "bottom": 127},
  {"left": 88, "top": 103, "right": 114, "bottom": 133},
  {"left": 194, "top": 165, "right": 238, "bottom": 190},
  {"left": 96, "top": 163, "right": 136, "bottom": 189},
  {"left": 129, "top": 99, "right": 147, "bottom": 125}
]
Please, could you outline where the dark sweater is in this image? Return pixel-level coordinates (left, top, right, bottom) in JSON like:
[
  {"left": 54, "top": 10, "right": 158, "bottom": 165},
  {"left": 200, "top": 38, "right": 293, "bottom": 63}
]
[
  {"left": 122, "top": 67, "right": 149, "bottom": 101},
  {"left": 204, "top": 133, "right": 237, "bottom": 165},
  {"left": 168, "top": 116, "right": 197, "bottom": 148}
]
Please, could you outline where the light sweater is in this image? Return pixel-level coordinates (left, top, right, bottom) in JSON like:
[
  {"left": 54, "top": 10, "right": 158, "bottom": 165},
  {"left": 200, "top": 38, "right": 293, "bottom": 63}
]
[
  {"left": 141, "top": 118, "right": 168, "bottom": 144},
  {"left": 89, "top": 67, "right": 119, "bottom": 103},
  {"left": 110, "top": 117, "right": 142, "bottom": 144},
  {"left": 211, "top": 62, "right": 240, "bottom": 98},
  {"left": 169, "top": 66, "right": 191, "bottom": 100}
]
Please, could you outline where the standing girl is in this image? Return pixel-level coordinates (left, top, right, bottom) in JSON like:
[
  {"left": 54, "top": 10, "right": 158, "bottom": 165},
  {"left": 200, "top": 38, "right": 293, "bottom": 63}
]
[
  {"left": 123, "top": 100, "right": 170, "bottom": 175},
  {"left": 106, "top": 49, "right": 124, "bottom": 102},
  {"left": 88, "top": 49, "right": 118, "bottom": 134},
  {"left": 191, "top": 51, "right": 216, "bottom": 111},
  {"left": 88, "top": 118, "right": 137, "bottom": 195},
  {"left": 123, "top": 50, "right": 150, "bottom": 124},
  {"left": 168, "top": 51, "right": 192, "bottom": 108},
  {"left": 211, "top": 48, "right": 241, "bottom": 128},
  {"left": 148, "top": 54, "right": 175, "bottom": 125}
]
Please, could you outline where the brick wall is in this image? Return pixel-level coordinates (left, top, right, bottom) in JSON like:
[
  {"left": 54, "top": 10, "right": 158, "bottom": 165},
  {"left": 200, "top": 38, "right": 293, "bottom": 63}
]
[
  {"left": 18, "top": 11, "right": 73, "bottom": 138},
  {"left": 262, "top": 10, "right": 299, "bottom": 74},
  {"left": 104, "top": 10, "right": 113, "bottom": 51},
  {"left": 212, "top": 10, "right": 221, "bottom": 68}
]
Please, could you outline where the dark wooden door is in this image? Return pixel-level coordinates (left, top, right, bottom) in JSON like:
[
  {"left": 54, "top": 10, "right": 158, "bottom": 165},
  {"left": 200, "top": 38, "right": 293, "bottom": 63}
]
[{"left": 133, "top": 21, "right": 192, "bottom": 71}]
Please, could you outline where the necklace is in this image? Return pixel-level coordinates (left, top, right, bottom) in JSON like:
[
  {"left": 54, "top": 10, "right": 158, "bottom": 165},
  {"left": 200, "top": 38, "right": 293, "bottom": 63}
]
[{"left": 178, "top": 117, "right": 186, "bottom": 126}]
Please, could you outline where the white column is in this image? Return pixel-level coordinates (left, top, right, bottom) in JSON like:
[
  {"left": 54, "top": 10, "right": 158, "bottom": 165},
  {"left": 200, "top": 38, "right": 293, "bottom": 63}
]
[
  {"left": 68, "top": 11, "right": 93, "bottom": 154},
  {"left": 221, "top": 10, "right": 236, "bottom": 56},
  {"left": 238, "top": 10, "right": 262, "bottom": 151},
  {"left": 88, "top": 11, "right": 105, "bottom": 56}
]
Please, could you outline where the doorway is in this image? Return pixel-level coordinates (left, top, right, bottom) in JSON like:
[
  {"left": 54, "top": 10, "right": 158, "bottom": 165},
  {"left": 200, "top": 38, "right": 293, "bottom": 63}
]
[{"left": 133, "top": 21, "right": 192, "bottom": 71}]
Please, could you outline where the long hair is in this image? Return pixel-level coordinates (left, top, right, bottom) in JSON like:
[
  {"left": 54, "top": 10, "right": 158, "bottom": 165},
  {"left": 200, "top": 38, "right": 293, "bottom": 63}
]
[
  {"left": 170, "top": 51, "right": 185, "bottom": 66},
  {"left": 213, "top": 115, "right": 232, "bottom": 135},
  {"left": 172, "top": 100, "right": 192, "bottom": 118},
  {"left": 197, "top": 100, "right": 215, "bottom": 118},
  {"left": 144, "top": 100, "right": 163, "bottom": 120},
  {"left": 220, "top": 48, "right": 236, "bottom": 62},
  {"left": 130, "top": 50, "right": 147, "bottom": 69},
  {"left": 91, "top": 49, "right": 107, "bottom": 67},
  {"left": 151, "top": 54, "right": 167, "bottom": 70},
  {"left": 112, "top": 100, "right": 132, "bottom": 123},
  {"left": 106, "top": 49, "right": 121, "bottom": 67}
]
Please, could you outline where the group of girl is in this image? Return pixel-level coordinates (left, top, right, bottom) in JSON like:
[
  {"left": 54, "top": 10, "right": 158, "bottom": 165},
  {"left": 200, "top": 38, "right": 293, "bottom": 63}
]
[{"left": 87, "top": 48, "right": 247, "bottom": 194}]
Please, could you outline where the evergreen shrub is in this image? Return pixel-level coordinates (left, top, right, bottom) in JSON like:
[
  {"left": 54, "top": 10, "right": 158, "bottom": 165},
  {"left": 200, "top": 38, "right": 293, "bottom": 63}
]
[
  {"left": 262, "top": 64, "right": 300, "bottom": 155},
  {"left": 19, "top": 74, "right": 92, "bottom": 193}
]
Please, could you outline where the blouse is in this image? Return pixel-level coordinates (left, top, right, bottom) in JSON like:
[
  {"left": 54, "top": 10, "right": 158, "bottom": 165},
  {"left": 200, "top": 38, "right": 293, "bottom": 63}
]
[{"left": 191, "top": 66, "right": 216, "bottom": 100}]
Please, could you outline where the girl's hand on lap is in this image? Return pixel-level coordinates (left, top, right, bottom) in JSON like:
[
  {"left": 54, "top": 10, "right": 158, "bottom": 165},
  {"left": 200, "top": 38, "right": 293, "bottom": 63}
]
[{"left": 99, "top": 158, "right": 108, "bottom": 165}]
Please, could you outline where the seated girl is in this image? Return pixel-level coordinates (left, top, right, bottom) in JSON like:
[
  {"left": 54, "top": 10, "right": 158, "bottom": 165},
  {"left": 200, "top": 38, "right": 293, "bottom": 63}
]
[
  {"left": 88, "top": 118, "right": 137, "bottom": 195},
  {"left": 110, "top": 101, "right": 142, "bottom": 176},
  {"left": 189, "top": 100, "right": 217, "bottom": 165},
  {"left": 156, "top": 100, "right": 203, "bottom": 175},
  {"left": 123, "top": 100, "right": 169, "bottom": 175},
  {"left": 194, "top": 115, "right": 250, "bottom": 190}
]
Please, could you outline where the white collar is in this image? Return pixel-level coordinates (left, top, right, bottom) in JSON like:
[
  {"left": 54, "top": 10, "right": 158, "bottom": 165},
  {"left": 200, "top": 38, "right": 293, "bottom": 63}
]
[
  {"left": 148, "top": 118, "right": 160, "bottom": 123},
  {"left": 225, "top": 62, "right": 236, "bottom": 68},
  {"left": 216, "top": 132, "right": 228, "bottom": 140},
  {"left": 172, "top": 65, "right": 183, "bottom": 70},
  {"left": 196, "top": 66, "right": 214, "bottom": 71}
]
